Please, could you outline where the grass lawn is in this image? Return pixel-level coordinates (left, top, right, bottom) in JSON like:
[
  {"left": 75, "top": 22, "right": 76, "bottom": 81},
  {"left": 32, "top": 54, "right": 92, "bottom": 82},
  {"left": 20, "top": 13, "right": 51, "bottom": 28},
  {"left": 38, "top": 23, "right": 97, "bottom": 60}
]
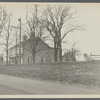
[{"left": 0, "top": 61, "right": 100, "bottom": 87}]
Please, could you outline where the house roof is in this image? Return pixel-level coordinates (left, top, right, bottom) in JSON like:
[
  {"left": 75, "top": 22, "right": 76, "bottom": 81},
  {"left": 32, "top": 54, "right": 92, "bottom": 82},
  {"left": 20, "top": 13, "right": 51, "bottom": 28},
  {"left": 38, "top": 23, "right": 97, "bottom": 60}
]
[{"left": 9, "top": 38, "right": 54, "bottom": 50}]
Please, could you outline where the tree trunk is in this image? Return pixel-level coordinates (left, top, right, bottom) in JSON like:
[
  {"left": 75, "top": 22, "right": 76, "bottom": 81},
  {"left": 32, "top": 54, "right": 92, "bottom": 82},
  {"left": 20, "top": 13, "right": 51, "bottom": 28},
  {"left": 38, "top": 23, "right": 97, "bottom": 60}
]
[
  {"left": 54, "top": 41, "right": 58, "bottom": 62},
  {"left": 59, "top": 40, "right": 62, "bottom": 62},
  {"left": 6, "top": 49, "right": 8, "bottom": 66},
  {"left": 32, "top": 48, "right": 35, "bottom": 63}
]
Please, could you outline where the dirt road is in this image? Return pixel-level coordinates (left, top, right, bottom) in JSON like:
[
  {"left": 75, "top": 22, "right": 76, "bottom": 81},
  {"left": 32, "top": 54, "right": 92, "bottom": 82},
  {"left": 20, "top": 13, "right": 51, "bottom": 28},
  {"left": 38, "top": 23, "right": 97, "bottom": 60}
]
[{"left": 0, "top": 74, "right": 100, "bottom": 94}]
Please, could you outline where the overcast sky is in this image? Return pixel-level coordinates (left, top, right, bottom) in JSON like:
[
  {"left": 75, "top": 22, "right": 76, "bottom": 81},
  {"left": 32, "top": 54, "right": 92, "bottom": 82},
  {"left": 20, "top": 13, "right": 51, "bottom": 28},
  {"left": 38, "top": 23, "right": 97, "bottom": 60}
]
[{"left": 0, "top": 3, "right": 100, "bottom": 59}]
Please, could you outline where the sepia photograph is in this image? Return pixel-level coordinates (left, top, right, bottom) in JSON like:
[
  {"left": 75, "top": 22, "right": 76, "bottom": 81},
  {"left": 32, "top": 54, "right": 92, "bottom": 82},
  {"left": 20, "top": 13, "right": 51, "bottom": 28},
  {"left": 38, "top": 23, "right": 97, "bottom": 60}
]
[{"left": 0, "top": 2, "right": 99, "bottom": 96}]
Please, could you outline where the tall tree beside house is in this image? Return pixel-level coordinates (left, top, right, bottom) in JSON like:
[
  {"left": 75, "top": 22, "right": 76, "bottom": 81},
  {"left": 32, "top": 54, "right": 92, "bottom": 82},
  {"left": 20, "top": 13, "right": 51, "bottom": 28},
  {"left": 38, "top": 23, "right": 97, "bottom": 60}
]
[
  {"left": 0, "top": 18, "right": 13, "bottom": 65},
  {"left": 0, "top": 6, "right": 13, "bottom": 65},
  {"left": 42, "top": 5, "right": 84, "bottom": 62},
  {"left": 25, "top": 5, "right": 45, "bottom": 63}
]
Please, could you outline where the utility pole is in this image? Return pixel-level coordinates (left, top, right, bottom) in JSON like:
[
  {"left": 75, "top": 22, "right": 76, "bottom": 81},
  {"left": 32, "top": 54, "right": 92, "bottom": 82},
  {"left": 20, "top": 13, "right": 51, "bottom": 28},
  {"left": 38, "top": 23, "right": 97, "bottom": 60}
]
[
  {"left": 18, "top": 18, "right": 21, "bottom": 65},
  {"left": 15, "top": 29, "right": 18, "bottom": 65}
]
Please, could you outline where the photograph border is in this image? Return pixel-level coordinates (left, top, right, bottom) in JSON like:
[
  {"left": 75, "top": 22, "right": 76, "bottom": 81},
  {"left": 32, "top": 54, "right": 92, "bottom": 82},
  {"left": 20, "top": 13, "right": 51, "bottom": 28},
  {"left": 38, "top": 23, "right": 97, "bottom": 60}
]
[{"left": 0, "top": 0, "right": 100, "bottom": 99}]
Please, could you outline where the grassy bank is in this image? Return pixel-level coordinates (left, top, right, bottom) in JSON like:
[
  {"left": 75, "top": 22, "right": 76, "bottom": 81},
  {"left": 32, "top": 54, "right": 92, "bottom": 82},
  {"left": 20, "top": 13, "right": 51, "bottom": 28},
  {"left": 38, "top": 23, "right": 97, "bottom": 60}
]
[{"left": 0, "top": 61, "right": 100, "bottom": 86}]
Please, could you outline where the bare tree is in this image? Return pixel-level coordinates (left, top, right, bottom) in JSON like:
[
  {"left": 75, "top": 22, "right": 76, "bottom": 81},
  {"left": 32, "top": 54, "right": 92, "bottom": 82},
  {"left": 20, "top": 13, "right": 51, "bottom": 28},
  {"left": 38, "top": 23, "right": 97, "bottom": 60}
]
[
  {"left": 70, "top": 42, "right": 81, "bottom": 61},
  {"left": 0, "top": 18, "right": 12, "bottom": 65},
  {"left": 25, "top": 5, "right": 45, "bottom": 63},
  {"left": 84, "top": 54, "right": 90, "bottom": 61},
  {"left": 63, "top": 42, "right": 81, "bottom": 61},
  {"left": 0, "top": 6, "right": 12, "bottom": 34},
  {"left": 42, "top": 5, "right": 84, "bottom": 62}
]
